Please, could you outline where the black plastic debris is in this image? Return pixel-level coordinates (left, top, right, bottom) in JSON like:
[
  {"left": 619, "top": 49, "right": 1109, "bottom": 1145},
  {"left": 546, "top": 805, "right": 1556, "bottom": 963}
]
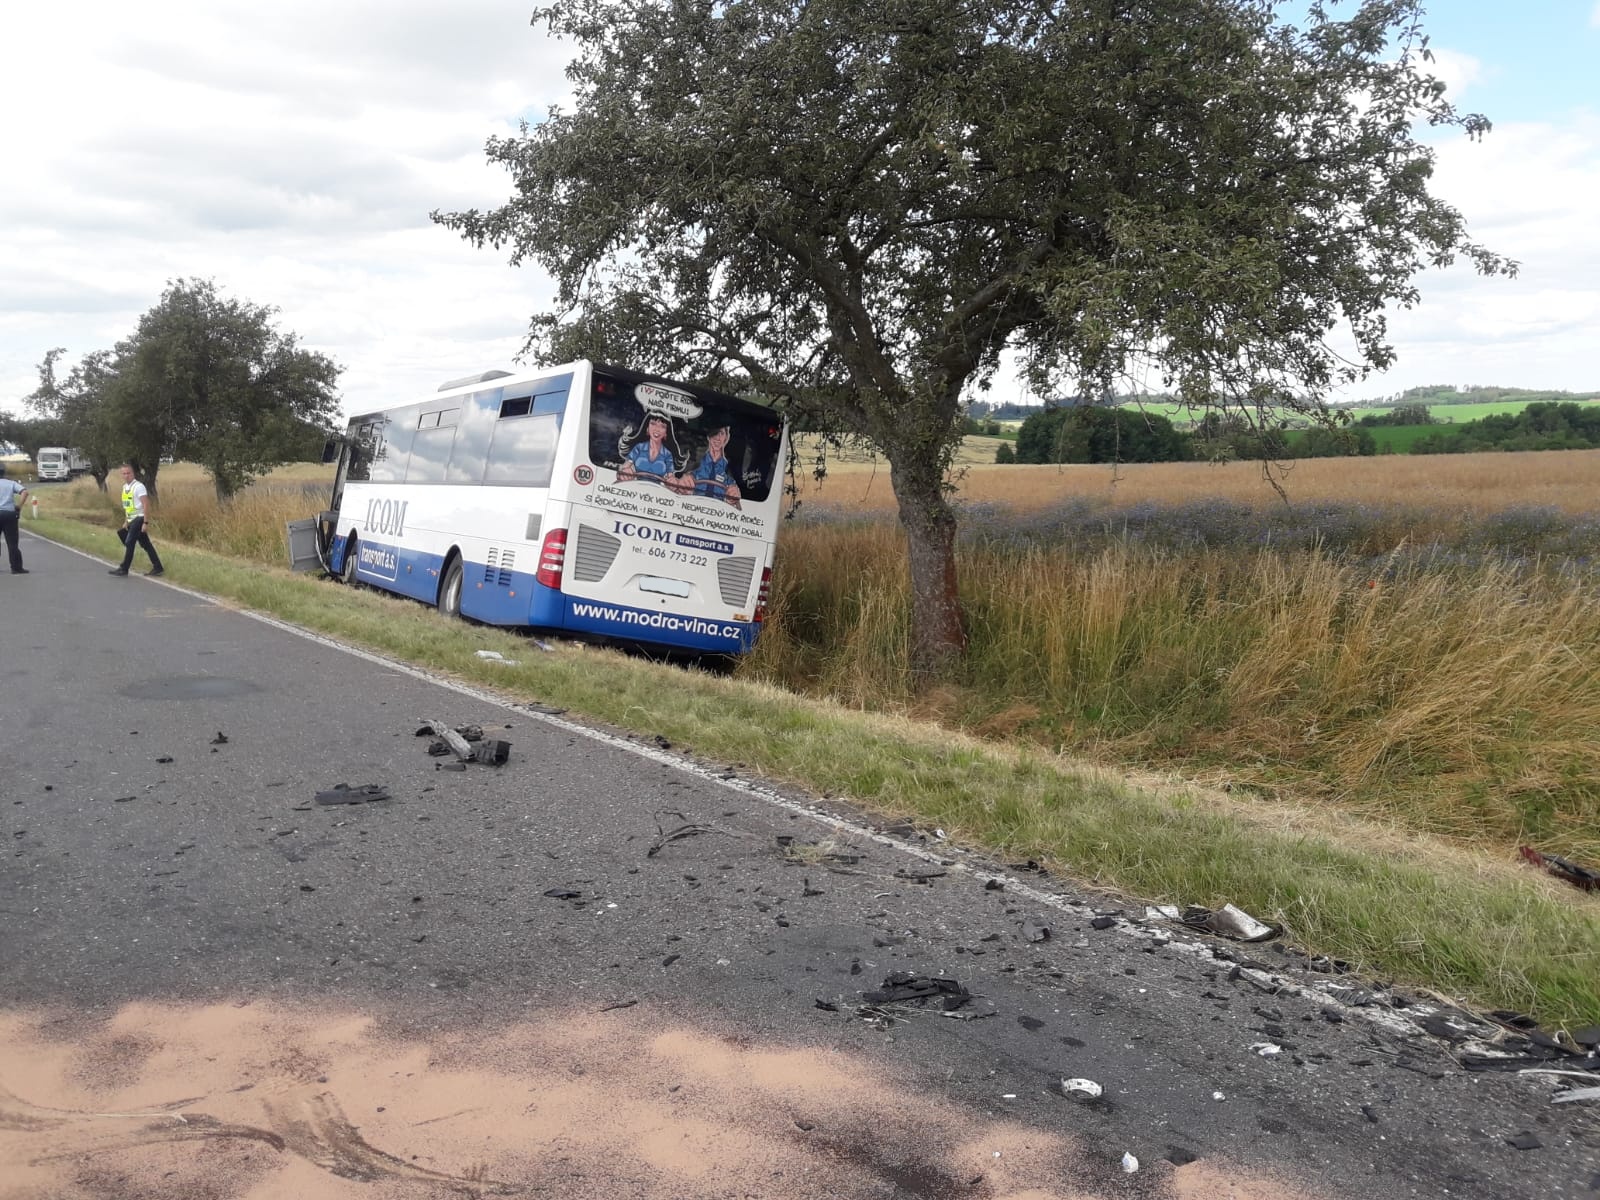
[
  {"left": 210, "top": 731, "right": 229, "bottom": 745},
  {"left": 1506, "top": 1131, "right": 1542, "bottom": 1151},
  {"left": 156, "top": 756, "right": 174, "bottom": 764},
  {"left": 862, "top": 971, "right": 973, "bottom": 1012},
  {"left": 436, "top": 762, "right": 467, "bottom": 772},
  {"left": 814, "top": 999, "right": 839, "bottom": 1012},
  {"left": 895, "top": 868, "right": 945, "bottom": 885},
  {"left": 472, "top": 740, "right": 511, "bottom": 766},
  {"left": 1519, "top": 845, "right": 1600, "bottom": 892},
  {"left": 647, "top": 810, "right": 740, "bottom": 857},
  {"left": 418, "top": 719, "right": 473, "bottom": 761},
  {"left": 1489, "top": 1010, "right": 1540, "bottom": 1032},
  {"left": 543, "top": 888, "right": 582, "bottom": 899},
  {"left": 314, "top": 784, "right": 390, "bottom": 806},
  {"left": 984, "top": 879, "right": 1004, "bottom": 892},
  {"left": 1089, "top": 916, "right": 1117, "bottom": 931},
  {"left": 426, "top": 740, "right": 450, "bottom": 757},
  {"left": 1573, "top": 1026, "right": 1600, "bottom": 1049},
  {"left": 1182, "top": 903, "right": 1278, "bottom": 942}
]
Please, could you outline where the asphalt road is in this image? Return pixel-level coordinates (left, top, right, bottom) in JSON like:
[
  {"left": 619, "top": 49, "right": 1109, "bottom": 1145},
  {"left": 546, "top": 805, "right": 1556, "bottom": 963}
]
[{"left": 2, "top": 529, "right": 1598, "bottom": 1200}]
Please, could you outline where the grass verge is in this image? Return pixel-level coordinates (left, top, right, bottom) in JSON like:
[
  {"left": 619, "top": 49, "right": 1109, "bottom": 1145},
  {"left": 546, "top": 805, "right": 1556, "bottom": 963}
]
[{"left": 27, "top": 514, "right": 1600, "bottom": 1029}]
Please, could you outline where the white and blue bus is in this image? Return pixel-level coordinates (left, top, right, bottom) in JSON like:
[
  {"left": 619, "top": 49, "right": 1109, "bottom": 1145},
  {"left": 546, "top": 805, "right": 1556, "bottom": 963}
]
[{"left": 313, "top": 361, "right": 789, "bottom": 656}]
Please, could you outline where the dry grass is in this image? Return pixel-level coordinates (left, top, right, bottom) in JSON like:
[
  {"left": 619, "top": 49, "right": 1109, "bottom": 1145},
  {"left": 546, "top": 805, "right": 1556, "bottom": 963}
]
[{"left": 795, "top": 446, "right": 1600, "bottom": 515}]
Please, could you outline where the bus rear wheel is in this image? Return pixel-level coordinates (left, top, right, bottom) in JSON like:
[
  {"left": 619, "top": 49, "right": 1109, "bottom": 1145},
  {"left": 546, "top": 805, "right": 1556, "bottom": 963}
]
[
  {"left": 340, "top": 534, "right": 360, "bottom": 585},
  {"left": 438, "top": 558, "right": 463, "bottom": 618}
]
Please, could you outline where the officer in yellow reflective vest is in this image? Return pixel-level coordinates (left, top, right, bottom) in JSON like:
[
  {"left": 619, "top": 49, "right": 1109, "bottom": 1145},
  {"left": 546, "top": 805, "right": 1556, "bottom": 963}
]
[{"left": 109, "top": 462, "right": 164, "bottom": 577}]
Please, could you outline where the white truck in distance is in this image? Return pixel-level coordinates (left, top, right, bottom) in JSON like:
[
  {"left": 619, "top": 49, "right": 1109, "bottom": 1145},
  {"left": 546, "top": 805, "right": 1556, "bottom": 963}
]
[{"left": 35, "top": 447, "right": 89, "bottom": 481}]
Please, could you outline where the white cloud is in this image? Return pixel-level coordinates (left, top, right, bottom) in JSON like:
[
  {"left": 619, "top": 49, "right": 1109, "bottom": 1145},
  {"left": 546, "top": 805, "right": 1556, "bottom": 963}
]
[
  {"left": 0, "top": 0, "right": 571, "bottom": 417},
  {"left": 1425, "top": 48, "right": 1485, "bottom": 104},
  {"left": 1, "top": 4, "right": 1595, "bottom": 425},
  {"left": 1592, "top": 1, "right": 1600, "bottom": 29}
]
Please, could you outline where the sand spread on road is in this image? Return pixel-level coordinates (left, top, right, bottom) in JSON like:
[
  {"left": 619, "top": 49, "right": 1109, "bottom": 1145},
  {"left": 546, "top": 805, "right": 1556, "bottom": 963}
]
[{"left": 0, "top": 1000, "right": 1322, "bottom": 1199}]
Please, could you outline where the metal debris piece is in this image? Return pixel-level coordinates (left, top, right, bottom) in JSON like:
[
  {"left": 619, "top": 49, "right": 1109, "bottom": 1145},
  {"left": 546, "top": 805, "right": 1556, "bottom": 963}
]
[
  {"left": 1062, "top": 1078, "right": 1103, "bottom": 1099},
  {"left": 418, "top": 719, "right": 473, "bottom": 761},
  {"left": 1183, "top": 903, "right": 1278, "bottom": 942}
]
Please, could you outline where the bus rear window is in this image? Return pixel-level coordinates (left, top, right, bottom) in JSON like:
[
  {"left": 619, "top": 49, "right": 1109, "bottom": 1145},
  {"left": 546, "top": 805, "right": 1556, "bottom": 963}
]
[{"left": 586, "top": 375, "right": 782, "bottom": 505}]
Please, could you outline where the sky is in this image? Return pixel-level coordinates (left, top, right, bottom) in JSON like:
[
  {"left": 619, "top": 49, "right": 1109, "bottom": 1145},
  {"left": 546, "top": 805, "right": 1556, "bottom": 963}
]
[{"left": 1, "top": 1, "right": 1597, "bottom": 424}]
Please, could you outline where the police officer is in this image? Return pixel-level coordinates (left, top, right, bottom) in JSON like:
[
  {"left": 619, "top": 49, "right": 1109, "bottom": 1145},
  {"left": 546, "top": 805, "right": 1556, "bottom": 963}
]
[
  {"left": 109, "top": 462, "right": 164, "bottom": 577},
  {"left": 0, "top": 464, "right": 27, "bottom": 574}
]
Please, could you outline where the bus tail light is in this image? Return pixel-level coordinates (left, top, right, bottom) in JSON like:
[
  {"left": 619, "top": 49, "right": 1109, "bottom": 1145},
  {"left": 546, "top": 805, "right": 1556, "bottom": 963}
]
[
  {"left": 537, "top": 529, "right": 567, "bottom": 588},
  {"left": 753, "top": 567, "right": 772, "bottom": 624}
]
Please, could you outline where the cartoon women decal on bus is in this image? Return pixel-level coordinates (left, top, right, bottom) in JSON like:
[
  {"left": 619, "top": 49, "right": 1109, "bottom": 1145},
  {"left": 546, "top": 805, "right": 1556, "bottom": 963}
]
[
  {"left": 615, "top": 410, "right": 693, "bottom": 492},
  {"left": 691, "top": 424, "right": 742, "bottom": 507}
]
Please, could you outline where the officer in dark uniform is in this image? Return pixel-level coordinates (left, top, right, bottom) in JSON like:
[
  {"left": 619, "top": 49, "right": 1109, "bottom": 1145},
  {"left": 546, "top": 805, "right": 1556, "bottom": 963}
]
[{"left": 0, "top": 464, "right": 28, "bottom": 574}]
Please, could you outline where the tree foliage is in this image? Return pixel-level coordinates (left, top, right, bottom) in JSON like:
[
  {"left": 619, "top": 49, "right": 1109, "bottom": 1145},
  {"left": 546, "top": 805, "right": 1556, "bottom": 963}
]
[
  {"left": 27, "top": 280, "right": 341, "bottom": 500},
  {"left": 436, "top": 0, "right": 1510, "bottom": 676},
  {"left": 26, "top": 347, "right": 122, "bottom": 490},
  {"left": 1014, "top": 405, "right": 1191, "bottom": 465},
  {"left": 1411, "top": 402, "right": 1600, "bottom": 454},
  {"left": 115, "top": 279, "right": 342, "bottom": 500}
]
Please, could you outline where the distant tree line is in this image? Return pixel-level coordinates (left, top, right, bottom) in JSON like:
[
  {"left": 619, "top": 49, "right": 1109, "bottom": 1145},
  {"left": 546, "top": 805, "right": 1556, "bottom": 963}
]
[
  {"left": 11, "top": 278, "right": 340, "bottom": 499},
  {"left": 1410, "top": 402, "right": 1600, "bottom": 454},
  {"left": 998, "top": 405, "right": 1375, "bottom": 465},
  {"left": 1344, "top": 384, "right": 1600, "bottom": 410}
]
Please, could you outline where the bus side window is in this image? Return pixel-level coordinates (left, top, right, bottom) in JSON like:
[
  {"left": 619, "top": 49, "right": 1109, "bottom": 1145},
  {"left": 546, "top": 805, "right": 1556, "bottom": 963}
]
[
  {"left": 484, "top": 413, "right": 560, "bottom": 487},
  {"left": 445, "top": 388, "right": 500, "bottom": 484},
  {"left": 406, "top": 424, "right": 455, "bottom": 482},
  {"left": 368, "top": 417, "right": 414, "bottom": 484}
]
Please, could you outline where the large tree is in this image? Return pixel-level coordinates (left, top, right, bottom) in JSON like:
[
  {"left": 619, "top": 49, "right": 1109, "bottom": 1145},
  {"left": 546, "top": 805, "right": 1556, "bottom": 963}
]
[
  {"left": 116, "top": 279, "right": 342, "bottom": 500},
  {"left": 26, "top": 347, "right": 122, "bottom": 490},
  {"left": 435, "top": 0, "right": 1510, "bottom": 677}
]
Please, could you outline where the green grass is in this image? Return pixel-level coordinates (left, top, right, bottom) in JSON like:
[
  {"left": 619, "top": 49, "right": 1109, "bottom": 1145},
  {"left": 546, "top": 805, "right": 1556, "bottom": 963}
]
[{"left": 25, "top": 511, "right": 1600, "bottom": 1030}]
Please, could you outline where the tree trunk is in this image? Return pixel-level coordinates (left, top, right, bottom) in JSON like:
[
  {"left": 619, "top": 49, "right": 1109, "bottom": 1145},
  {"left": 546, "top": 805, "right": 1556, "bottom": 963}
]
[{"left": 890, "top": 458, "right": 966, "bottom": 680}]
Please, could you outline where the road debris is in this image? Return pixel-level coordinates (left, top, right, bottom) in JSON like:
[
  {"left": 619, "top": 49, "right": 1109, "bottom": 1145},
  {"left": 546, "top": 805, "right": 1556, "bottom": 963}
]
[
  {"left": 475, "top": 649, "right": 520, "bottom": 665},
  {"left": 1506, "top": 1131, "right": 1542, "bottom": 1151},
  {"left": 472, "top": 739, "right": 511, "bottom": 766},
  {"left": 1121, "top": 1152, "right": 1139, "bottom": 1173},
  {"left": 313, "top": 784, "right": 390, "bottom": 806},
  {"left": 861, "top": 971, "right": 973, "bottom": 1012},
  {"left": 543, "top": 888, "right": 583, "bottom": 900},
  {"left": 1518, "top": 845, "right": 1600, "bottom": 892},
  {"left": 647, "top": 810, "right": 743, "bottom": 858},
  {"left": 1249, "top": 1042, "right": 1283, "bottom": 1057},
  {"left": 1519, "top": 1070, "right": 1600, "bottom": 1104},
  {"left": 1182, "top": 903, "right": 1278, "bottom": 942},
  {"left": 210, "top": 731, "right": 229, "bottom": 745},
  {"left": 1062, "top": 1078, "right": 1103, "bottom": 1099},
  {"left": 1022, "top": 919, "right": 1052, "bottom": 942},
  {"left": 416, "top": 719, "right": 475, "bottom": 761}
]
